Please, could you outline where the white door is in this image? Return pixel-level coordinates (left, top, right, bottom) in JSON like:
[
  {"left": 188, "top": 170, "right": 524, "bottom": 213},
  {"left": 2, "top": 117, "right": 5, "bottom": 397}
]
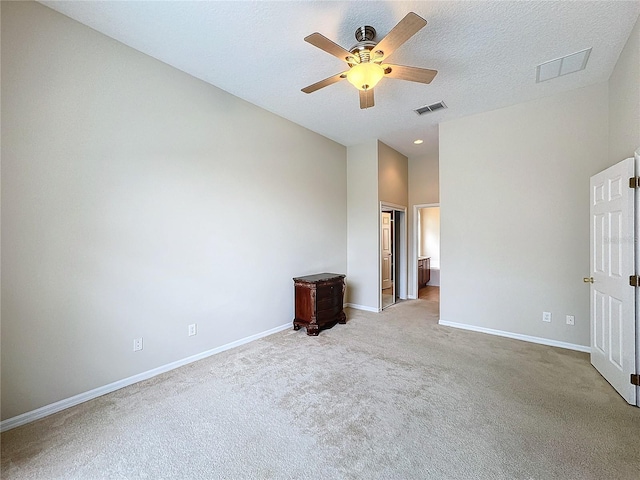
[
  {"left": 590, "top": 157, "right": 636, "bottom": 405},
  {"left": 381, "top": 212, "right": 392, "bottom": 290}
]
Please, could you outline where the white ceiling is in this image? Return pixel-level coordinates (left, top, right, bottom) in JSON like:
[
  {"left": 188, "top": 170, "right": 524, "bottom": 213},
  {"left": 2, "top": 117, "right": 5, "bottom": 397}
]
[{"left": 40, "top": 1, "right": 640, "bottom": 158}]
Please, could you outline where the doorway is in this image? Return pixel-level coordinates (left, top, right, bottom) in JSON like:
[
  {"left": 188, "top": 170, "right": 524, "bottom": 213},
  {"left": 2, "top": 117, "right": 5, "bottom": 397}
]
[
  {"left": 380, "top": 203, "right": 407, "bottom": 310},
  {"left": 413, "top": 203, "right": 440, "bottom": 300},
  {"left": 381, "top": 211, "right": 393, "bottom": 308}
]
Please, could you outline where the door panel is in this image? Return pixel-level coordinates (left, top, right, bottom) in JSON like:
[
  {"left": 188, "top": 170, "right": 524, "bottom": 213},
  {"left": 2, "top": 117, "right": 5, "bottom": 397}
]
[
  {"left": 610, "top": 210, "right": 623, "bottom": 277},
  {"left": 590, "top": 157, "right": 636, "bottom": 405},
  {"left": 593, "top": 290, "right": 605, "bottom": 353},
  {"left": 609, "top": 297, "right": 623, "bottom": 367},
  {"left": 593, "top": 213, "right": 605, "bottom": 274}
]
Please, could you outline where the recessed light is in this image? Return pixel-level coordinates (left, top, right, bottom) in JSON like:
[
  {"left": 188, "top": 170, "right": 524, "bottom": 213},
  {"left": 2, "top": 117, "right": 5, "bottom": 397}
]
[{"left": 414, "top": 139, "right": 423, "bottom": 145}]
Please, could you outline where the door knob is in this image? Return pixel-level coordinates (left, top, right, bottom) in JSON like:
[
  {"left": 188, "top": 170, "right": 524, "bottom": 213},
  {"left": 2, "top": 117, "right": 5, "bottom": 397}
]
[{"left": 583, "top": 277, "right": 594, "bottom": 283}]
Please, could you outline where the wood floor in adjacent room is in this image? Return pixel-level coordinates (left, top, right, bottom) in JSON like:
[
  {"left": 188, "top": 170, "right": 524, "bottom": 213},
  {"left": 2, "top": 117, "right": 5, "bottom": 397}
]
[
  {"left": 418, "top": 285, "right": 440, "bottom": 302},
  {"left": 2, "top": 289, "right": 640, "bottom": 479}
]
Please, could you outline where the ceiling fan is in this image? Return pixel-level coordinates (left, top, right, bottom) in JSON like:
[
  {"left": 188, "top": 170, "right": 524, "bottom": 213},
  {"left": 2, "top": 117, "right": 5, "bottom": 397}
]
[{"left": 301, "top": 12, "right": 438, "bottom": 109}]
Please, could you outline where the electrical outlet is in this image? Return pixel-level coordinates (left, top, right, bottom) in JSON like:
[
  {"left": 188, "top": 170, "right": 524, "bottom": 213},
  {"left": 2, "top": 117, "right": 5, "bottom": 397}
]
[
  {"left": 133, "top": 337, "right": 143, "bottom": 352},
  {"left": 542, "top": 312, "right": 552, "bottom": 323},
  {"left": 566, "top": 315, "right": 575, "bottom": 325},
  {"left": 188, "top": 323, "right": 197, "bottom": 336}
]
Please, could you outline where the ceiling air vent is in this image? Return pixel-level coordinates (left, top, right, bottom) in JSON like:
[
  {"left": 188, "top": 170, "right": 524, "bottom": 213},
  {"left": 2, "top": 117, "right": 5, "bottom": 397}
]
[{"left": 415, "top": 101, "right": 447, "bottom": 115}]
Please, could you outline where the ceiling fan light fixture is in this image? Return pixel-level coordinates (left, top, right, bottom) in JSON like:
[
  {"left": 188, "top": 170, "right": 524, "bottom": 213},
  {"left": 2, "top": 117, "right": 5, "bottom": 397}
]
[
  {"left": 301, "top": 12, "right": 432, "bottom": 108},
  {"left": 346, "top": 62, "right": 384, "bottom": 91}
]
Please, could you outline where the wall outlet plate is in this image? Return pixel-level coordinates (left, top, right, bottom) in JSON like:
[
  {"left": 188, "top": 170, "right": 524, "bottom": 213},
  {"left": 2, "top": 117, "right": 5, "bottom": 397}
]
[
  {"left": 542, "top": 312, "right": 552, "bottom": 323},
  {"left": 566, "top": 315, "right": 575, "bottom": 325},
  {"left": 133, "top": 337, "right": 143, "bottom": 351},
  {"left": 188, "top": 324, "right": 197, "bottom": 336}
]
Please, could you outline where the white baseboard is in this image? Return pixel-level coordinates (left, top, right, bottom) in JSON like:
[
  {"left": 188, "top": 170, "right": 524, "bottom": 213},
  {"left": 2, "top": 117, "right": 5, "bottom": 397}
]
[
  {"left": 345, "top": 303, "right": 380, "bottom": 313},
  {"left": 0, "top": 322, "right": 291, "bottom": 433},
  {"left": 438, "top": 320, "right": 590, "bottom": 353}
]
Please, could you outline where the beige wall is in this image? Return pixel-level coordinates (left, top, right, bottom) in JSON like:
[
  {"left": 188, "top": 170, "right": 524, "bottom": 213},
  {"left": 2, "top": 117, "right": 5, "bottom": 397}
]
[
  {"left": 378, "top": 141, "right": 408, "bottom": 208},
  {"left": 346, "top": 141, "right": 379, "bottom": 310},
  {"left": 378, "top": 141, "right": 409, "bottom": 302},
  {"left": 440, "top": 82, "right": 609, "bottom": 348},
  {"left": 1, "top": 2, "right": 347, "bottom": 420},
  {"left": 609, "top": 13, "right": 640, "bottom": 163},
  {"left": 346, "top": 140, "right": 408, "bottom": 310},
  {"left": 408, "top": 139, "right": 439, "bottom": 207}
]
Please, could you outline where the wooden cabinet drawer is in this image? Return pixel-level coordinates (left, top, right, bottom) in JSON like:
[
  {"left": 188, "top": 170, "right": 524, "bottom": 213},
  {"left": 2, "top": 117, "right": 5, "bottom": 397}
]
[
  {"left": 317, "top": 284, "right": 339, "bottom": 298},
  {"left": 317, "top": 305, "right": 343, "bottom": 322},
  {"left": 317, "top": 294, "right": 341, "bottom": 310}
]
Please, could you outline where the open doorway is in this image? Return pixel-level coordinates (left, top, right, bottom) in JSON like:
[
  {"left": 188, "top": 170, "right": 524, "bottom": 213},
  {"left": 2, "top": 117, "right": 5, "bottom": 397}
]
[
  {"left": 380, "top": 203, "right": 407, "bottom": 310},
  {"left": 381, "top": 211, "right": 394, "bottom": 308},
  {"left": 414, "top": 204, "right": 440, "bottom": 304}
]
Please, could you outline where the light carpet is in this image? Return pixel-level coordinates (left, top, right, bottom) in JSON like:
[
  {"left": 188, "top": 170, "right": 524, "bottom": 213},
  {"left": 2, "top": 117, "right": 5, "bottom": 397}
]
[{"left": 2, "top": 293, "right": 640, "bottom": 479}]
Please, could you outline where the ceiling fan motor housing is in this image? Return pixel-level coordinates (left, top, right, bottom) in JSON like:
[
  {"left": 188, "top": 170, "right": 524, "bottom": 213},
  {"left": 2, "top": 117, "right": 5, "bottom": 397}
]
[
  {"left": 349, "top": 26, "right": 383, "bottom": 65},
  {"left": 355, "top": 25, "right": 376, "bottom": 42}
]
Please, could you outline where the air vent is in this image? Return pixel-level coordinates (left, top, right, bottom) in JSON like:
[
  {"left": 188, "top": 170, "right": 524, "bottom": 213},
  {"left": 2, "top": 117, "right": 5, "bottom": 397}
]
[
  {"left": 415, "top": 101, "right": 447, "bottom": 115},
  {"left": 536, "top": 48, "right": 591, "bottom": 83}
]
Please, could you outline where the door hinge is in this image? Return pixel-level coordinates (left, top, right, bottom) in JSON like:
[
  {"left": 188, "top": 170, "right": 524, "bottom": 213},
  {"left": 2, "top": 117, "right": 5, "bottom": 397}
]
[
  {"left": 630, "top": 275, "right": 640, "bottom": 287},
  {"left": 629, "top": 177, "right": 640, "bottom": 188},
  {"left": 631, "top": 374, "right": 640, "bottom": 386}
]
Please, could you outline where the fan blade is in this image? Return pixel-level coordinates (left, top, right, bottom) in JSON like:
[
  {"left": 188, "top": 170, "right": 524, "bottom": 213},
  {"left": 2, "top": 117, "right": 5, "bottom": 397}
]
[
  {"left": 383, "top": 64, "right": 437, "bottom": 84},
  {"left": 359, "top": 89, "right": 374, "bottom": 109},
  {"left": 373, "top": 12, "right": 427, "bottom": 61},
  {"left": 304, "top": 33, "right": 357, "bottom": 63},
  {"left": 301, "top": 72, "right": 348, "bottom": 94}
]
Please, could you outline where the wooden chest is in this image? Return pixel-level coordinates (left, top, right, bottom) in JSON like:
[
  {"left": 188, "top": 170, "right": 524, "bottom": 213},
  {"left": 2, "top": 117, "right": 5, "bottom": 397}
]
[{"left": 293, "top": 273, "right": 346, "bottom": 336}]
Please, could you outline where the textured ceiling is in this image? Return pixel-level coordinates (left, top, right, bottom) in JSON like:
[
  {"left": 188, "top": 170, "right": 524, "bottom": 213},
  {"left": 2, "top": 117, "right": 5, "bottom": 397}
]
[{"left": 40, "top": 1, "right": 640, "bottom": 157}]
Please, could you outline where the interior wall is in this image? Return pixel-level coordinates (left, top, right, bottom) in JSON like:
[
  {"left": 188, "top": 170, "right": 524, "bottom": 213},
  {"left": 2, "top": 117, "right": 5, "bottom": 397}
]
[
  {"left": 1, "top": 1, "right": 347, "bottom": 421},
  {"left": 346, "top": 141, "right": 379, "bottom": 310},
  {"left": 408, "top": 137, "right": 439, "bottom": 207},
  {"left": 609, "top": 12, "right": 640, "bottom": 163},
  {"left": 378, "top": 140, "right": 409, "bottom": 208},
  {"left": 378, "top": 141, "right": 408, "bottom": 303},
  {"left": 439, "top": 82, "right": 609, "bottom": 348}
]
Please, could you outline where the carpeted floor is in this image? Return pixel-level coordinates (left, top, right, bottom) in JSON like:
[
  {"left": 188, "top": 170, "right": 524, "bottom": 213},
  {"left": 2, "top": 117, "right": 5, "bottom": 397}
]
[{"left": 2, "top": 290, "right": 640, "bottom": 479}]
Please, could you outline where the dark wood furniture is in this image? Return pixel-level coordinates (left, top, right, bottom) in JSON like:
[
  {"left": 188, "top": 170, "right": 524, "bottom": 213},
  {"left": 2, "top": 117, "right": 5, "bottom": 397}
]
[
  {"left": 418, "top": 257, "right": 431, "bottom": 288},
  {"left": 293, "top": 273, "right": 346, "bottom": 336}
]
